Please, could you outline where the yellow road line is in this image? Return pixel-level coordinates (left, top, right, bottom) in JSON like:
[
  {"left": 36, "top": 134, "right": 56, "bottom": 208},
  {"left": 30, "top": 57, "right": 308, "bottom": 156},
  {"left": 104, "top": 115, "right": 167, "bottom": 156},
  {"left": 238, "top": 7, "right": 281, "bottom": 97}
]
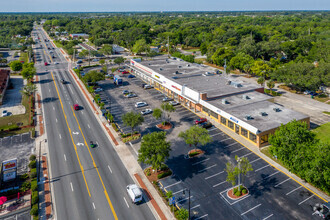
[
  {"left": 71, "top": 107, "right": 118, "bottom": 220},
  {"left": 50, "top": 71, "right": 91, "bottom": 197}
]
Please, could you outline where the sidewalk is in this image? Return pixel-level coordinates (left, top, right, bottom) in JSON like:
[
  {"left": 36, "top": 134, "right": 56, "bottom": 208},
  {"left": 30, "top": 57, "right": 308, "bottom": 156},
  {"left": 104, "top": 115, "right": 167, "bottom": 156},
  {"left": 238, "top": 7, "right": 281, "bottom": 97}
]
[
  {"left": 190, "top": 107, "right": 330, "bottom": 202},
  {"left": 0, "top": 193, "right": 30, "bottom": 217}
]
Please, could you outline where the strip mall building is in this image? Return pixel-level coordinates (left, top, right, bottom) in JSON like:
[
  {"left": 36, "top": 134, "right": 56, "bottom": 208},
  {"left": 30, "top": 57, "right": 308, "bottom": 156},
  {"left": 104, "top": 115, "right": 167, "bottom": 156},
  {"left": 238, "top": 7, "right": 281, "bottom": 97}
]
[{"left": 129, "top": 56, "right": 309, "bottom": 147}]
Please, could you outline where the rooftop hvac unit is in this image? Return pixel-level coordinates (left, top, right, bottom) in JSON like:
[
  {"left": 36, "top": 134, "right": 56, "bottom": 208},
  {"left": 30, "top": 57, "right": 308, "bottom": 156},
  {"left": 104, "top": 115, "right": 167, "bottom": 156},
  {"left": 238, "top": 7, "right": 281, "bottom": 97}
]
[
  {"left": 273, "top": 107, "right": 281, "bottom": 112},
  {"left": 245, "top": 115, "right": 253, "bottom": 120},
  {"left": 148, "top": 63, "right": 151, "bottom": 66},
  {"left": 178, "top": 65, "right": 182, "bottom": 68},
  {"left": 242, "top": 95, "right": 250, "bottom": 100},
  {"left": 260, "top": 112, "right": 268, "bottom": 116},
  {"left": 159, "top": 68, "right": 163, "bottom": 71},
  {"left": 166, "top": 61, "right": 170, "bottom": 63},
  {"left": 187, "top": 64, "right": 190, "bottom": 67},
  {"left": 222, "top": 99, "right": 228, "bottom": 104},
  {"left": 226, "top": 80, "right": 231, "bottom": 85},
  {"left": 234, "top": 83, "right": 242, "bottom": 88}
]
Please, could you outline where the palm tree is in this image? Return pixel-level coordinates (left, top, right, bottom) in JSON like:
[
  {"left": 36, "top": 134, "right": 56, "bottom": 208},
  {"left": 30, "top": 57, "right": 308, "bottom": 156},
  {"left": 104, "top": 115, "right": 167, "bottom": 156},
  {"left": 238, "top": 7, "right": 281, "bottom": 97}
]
[{"left": 20, "top": 83, "right": 37, "bottom": 97}]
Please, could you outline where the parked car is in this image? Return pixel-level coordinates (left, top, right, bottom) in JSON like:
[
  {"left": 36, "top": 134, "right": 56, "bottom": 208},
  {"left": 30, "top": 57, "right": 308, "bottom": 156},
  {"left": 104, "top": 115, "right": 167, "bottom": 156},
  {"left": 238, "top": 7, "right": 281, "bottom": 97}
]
[
  {"left": 92, "top": 59, "right": 99, "bottom": 62},
  {"left": 162, "top": 97, "right": 173, "bottom": 102},
  {"left": 144, "top": 85, "right": 153, "bottom": 89},
  {"left": 198, "top": 122, "right": 213, "bottom": 129},
  {"left": 169, "top": 101, "right": 179, "bottom": 106},
  {"left": 2, "top": 110, "right": 8, "bottom": 117},
  {"left": 195, "top": 118, "right": 207, "bottom": 125},
  {"left": 77, "top": 60, "right": 83, "bottom": 64},
  {"left": 54, "top": 62, "right": 59, "bottom": 64},
  {"left": 122, "top": 90, "right": 131, "bottom": 95},
  {"left": 135, "top": 102, "right": 148, "bottom": 108},
  {"left": 44, "top": 62, "right": 48, "bottom": 66},
  {"left": 141, "top": 83, "right": 146, "bottom": 88},
  {"left": 94, "top": 88, "right": 103, "bottom": 92},
  {"left": 126, "top": 184, "right": 143, "bottom": 204},
  {"left": 141, "top": 109, "right": 153, "bottom": 115},
  {"left": 126, "top": 93, "right": 137, "bottom": 98},
  {"left": 90, "top": 141, "right": 96, "bottom": 148},
  {"left": 73, "top": 104, "right": 79, "bottom": 111},
  {"left": 128, "top": 74, "right": 135, "bottom": 78}
]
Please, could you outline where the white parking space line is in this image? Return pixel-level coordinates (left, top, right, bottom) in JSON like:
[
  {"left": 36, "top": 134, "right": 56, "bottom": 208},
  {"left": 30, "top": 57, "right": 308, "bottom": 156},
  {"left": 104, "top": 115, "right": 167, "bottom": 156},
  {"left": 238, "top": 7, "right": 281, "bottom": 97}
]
[
  {"left": 213, "top": 181, "right": 227, "bottom": 187},
  {"left": 49, "top": 89, "right": 51, "bottom": 92},
  {"left": 64, "top": 154, "right": 67, "bottom": 161},
  {"left": 191, "top": 204, "right": 200, "bottom": 209},
  {"left": 232, "top": 147, "right": 245, "bottom": 153},
  {"left": 262, "top": 214, "right": 274, "bottom": 220},
  {"left": 177, "top": 196, "right": 193, "bottom": 203},
  {"left": 255, "top": 164, "right": 270, "bottom": 172},
  {"left": 88, "top": 124, "right": 90, "bottom": 129},
  {"left": 208, "top": 127, "right": 218, "bottom": 132},
  {"left": 59, "top": 134, "right": 62, "bottom": 139},
  {"left": 223, "top": 142, "right": 239, "bottom": 148},
  {"left": 220, "top": 138, "right": 232, "bottom": 142},
  {"left": 173, "top": 189, "right": 184, "bottom": 195},
  {"left": 123, "top": 197, "right": 129, "bottom": 208},
  {"left": 53, "top": 106, "right": 55, "bottom": 110},
  {"left": 81, "top": 111, "right": 84, "bottom": 115},
  {"left": 250, "top": 158, "right": 262, "bottom": 164},
  {"left": 210, "top": 133, "right": 222, "bottom": 137},
  {"left": 69, "top": 86, "right": 73, "bottom": 94},
  {"left": 70, "top": 182, "right": 74, "bottom": 191},
  {"left": 195, "top": 214, "right": 208, "bottom": 220},
  {"left": 264, "top": 171, "right": 280, "bottom": 179},
  {"left": 164, "top": 181, "right": 182, "bottom": 189},
  {"left": 274, "top": 178, "right": 290, "bottom": 187},
  {"left": 192, "top": 158, "right": 210, "bottom": 166},
  {"left": 198, "top": 164, "right": 217, "bottom": 173},
  {"left": 241, "top": 152, "right": 253, "bottom": 157},
  {"left": 298, "top": 195, "right": 314, "bottom": 205},
  {"left": 129, "top": 142, "right": 138, "bottom": 155},
  {"left": 286, "top": 186, "right": 303, "bottom": 195},
  {"left": 108, "top": 165, "right": 112, "bottom": 174},
  {"left": 92, "top": 202, "right": 96, "bottom": 209},
  {"left": 56, "top": 118, "right": 58, "bottom": 123},
  {"left": 241, "top": 204, "right": 261, "bottom": 216},
  {"left": 205, "top": 171, "right": 224, "bottom": 180}
]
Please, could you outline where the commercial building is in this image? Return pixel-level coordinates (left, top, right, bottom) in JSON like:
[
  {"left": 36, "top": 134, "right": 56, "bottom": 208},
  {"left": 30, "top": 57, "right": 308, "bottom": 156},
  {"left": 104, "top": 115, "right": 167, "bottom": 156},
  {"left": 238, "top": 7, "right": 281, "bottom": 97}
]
[
  {"left": 129, "top": 56, "right": 309, "bottom": 147},
  {"left": 0, "top": 69, "right": 10, "bottom": 105}
]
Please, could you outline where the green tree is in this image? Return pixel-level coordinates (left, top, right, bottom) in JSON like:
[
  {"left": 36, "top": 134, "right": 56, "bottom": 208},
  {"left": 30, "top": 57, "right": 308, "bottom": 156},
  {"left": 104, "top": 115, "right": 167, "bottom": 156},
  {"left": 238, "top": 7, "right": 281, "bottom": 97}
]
[
  {"left": 177, "top": 208, "right": 189, "bottom": 220},
  {"left": 99, "top": 59, "right": 105, "bottom": 65},
  {"left": 100, "top": 44, "right": 113, "bottom": 55},
  {"left": 257, "top": 77, "right": 265, "bottom": 87},
  {"left": 161, "top": 103, "right": 175, "bottom": 122},
  {"left": 152, "top": 108, "right": 162, "bottom": 120},
  {"left": 236, "top": 156, "right": 253, "bottom": 190},
  {"left": 251, "top": 60, "right": 271, "bottom": 77},
  {"left": 10, "top": 60, "right": 23, "bottom": 72},
  {"left": 83, "top": 70, "right": 105, "bottom": 83},
  {"left": 102, "top": 65, "right": 108, "bottom": 74},
  {"left": 114, "top": 57, "right": 125, "bottom": 67},
  {"left": 267, "top": 80, "right": 275, "bottom": 91},
  {"left": 138, "top": 131, "right": 171, "bottom": 171},
  {"left": 178, "top": 126, "right": 212, "bottom": 149},
  {"left": 122, "top": 111, "right": 144, "bottom": 135},
  {"left": 21, "top": 66, "right": 36, "bottom": 80},
  {"left": 79, "top": 50, "right": 89, "bottom": 58},
  {"left": 225, "top": 162, "right": 239, "bottom": 187},
  {"left": 229, "top": 52, "right": 254, "bottom": 72},
  {"left": 20, "top": 83, "right": 37, "bottom": 97},
  {"left": 132, "top": 39, "right": 149, "bottom": 55}
]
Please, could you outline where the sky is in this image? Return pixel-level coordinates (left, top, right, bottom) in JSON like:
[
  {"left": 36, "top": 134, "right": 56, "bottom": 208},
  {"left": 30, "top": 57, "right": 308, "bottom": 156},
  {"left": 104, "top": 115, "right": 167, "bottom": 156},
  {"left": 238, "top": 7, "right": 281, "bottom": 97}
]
[{"left": 0, "top": 0, "right": 329, "bottom": 12}]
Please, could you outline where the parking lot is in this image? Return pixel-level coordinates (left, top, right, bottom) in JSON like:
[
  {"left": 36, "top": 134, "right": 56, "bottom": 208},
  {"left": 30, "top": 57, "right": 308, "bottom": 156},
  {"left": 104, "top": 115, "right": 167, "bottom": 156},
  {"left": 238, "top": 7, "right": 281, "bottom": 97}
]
[{"left": 97, "top": 71, "right": 326, "bottom": 220}]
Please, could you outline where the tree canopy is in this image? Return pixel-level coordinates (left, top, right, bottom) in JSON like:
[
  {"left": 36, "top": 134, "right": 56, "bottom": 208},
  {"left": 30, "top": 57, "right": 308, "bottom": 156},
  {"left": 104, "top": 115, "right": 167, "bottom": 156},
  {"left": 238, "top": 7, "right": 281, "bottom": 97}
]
[{"left": 178, "top": 126, "right": 212, "bottom": 149}]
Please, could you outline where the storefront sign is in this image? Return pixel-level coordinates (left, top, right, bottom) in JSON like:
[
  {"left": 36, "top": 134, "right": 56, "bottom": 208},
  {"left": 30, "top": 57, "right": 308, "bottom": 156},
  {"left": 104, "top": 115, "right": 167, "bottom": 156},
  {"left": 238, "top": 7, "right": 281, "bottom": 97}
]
[
  {"left": 172, "top": 85, "right": 181, "bottom": 91},
  {"left": 3, "top": 171, "right": 16, "bottom": 182},
  {"left": 2, "top": 159, "right": 17, "bottom": 171},
  {"left": 154, "top": 74, "right": 160, "bottom": 79},
  {"left": 216, "top": 109, "right": 221, "bottom": 114},
  {"left": 230, "top": 117, "right": 239, "bottom": 124}
]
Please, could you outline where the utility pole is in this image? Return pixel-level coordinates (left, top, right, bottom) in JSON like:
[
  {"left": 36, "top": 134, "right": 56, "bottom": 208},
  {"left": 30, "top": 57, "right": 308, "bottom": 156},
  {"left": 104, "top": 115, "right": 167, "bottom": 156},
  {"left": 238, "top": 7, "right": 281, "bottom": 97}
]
[
  {"left": 89, "top": 49, "right": 91, "bottom": 66},
  {"left": 224, "top": 59, "right": 227, "bottom": 75},
  {"left": 237, "top": 157, "right": 242, "bottom": 192},
  {"left": 167, "top": 35, "right": 170, "bottom": 57},
  {"left": 183, "top": 189, "right": 191, "bottom": 219}
]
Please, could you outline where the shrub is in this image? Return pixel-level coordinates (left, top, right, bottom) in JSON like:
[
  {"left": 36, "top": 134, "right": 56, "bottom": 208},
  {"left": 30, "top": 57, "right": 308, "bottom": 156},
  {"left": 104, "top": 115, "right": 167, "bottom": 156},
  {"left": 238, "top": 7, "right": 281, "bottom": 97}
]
[
  {"left": 21, "top": 181, "right": 31, "bottom": 191},
  {"left": 31, "top": 179, "right": 38, "bottom": 191},
  {"left": 31, "top": 191, "right": 39, "bottom": 205},
  {"left": 235, "top": 190, "right": 242, "bottom": 197},
  {"left": 146, "top": 169, "right": 151, "bottom": 176},
  {"left": 242, "top": 188, "right": 247, "bottom": 194},
  {"left": 30, "top": 204, "right": 38, "bottom": 216},
  {"left": 189, "top": 151, "right": 200, "bottom": 157},
  {"left": 20, "top": 173, "right": 29, "bottom": 180},
  {"left": 30, "top": 168, "right": 37, "bottom": 178},
  {"left": 111, "top": 123, "right": 119, "bottom": 132},
  {"left": 233, "top": 187, "right": 238, "bottom": 194},
  {"left": 30, "top": 154, "right": 36, "bottom": 161},
  {"left": 157, "top": 170, "right": 172, "bottom": 179},
  {"left": 33, "top": 216, "right": 39, "bottom": 220},
  {"left": 29, "top": 160, "right": 37, "bottom": 169}
]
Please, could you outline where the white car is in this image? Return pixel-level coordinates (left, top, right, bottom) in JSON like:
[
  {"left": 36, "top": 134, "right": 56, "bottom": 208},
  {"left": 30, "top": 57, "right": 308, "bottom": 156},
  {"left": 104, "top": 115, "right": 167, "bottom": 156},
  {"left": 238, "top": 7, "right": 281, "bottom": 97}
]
[
  {"left": 135, "top": 102, "right": 148, "bottom": 108},
  {"left": 169, "top": 101, "right": 179, "bottom": 106},
  {"left": 2, "top": 110, "right": 8, "bottom": 117},
  {"left": 144, "top": 85, "right": 153, "bottom": 89},
  {"left": 54, "top": 62, "right": 59, "bottom": 64},
  {"left": 94, "top": 88, "right": 103, "bottom": 92},
  {"left": 141, "top": 109, "right": 153, "bottom": 115},
  {"left": 127, "top": 184, "right": 143, "bottom": 204}
]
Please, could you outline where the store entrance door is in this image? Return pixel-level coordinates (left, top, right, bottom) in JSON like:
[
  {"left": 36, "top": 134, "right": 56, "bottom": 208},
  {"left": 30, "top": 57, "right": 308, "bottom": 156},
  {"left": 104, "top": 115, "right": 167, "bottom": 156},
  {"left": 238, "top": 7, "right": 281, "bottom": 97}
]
[{"left": 235, "top": 124, "right": 240, "bottom": 134}]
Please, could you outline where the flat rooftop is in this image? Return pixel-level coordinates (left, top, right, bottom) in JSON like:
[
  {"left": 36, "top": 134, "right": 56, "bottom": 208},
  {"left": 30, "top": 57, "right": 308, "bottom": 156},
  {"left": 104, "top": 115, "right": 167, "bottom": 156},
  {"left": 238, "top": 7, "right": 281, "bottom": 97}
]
[
  {"left": 228, "top": 100, "right": 309, "bottom": 133},
  {"left": 139, "top": 56, "right": 261, "bottom": 98}
]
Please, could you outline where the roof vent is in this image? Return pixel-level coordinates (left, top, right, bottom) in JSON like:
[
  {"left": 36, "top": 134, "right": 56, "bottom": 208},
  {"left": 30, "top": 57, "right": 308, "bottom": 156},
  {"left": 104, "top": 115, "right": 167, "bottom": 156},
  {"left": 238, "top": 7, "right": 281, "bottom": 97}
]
[
  {"left": 178, "top": 65, "right": 182, "bottom": 68},
  {"left": 172, "top": 57, "right": 177, "bottom": 60},
  {"left": 173, "top": 71, "right": 180, "bottom": 75},
  {"left": 222, "top": 99, "right": 229, "bottom": 104},
  {"left": 148, "top": 63, "right": 151, "bottom": 66},
  {"left": 159, "top": 68, "right": 163, "bottom": 71},
  {"left": 226, "top": 80, "right": 231, "bottom": 85},
  {"left": 234, "top": 83, "right": 242, "bottom": 88},
  {"left": 242, "top": 95, "right": 250, "bottom": 100},
  {"left": 166, "top": 61, "right": 170, "bottom": 63},
  {"left": 273, "top": 107, "right": 281, "bottom": 112},
  {"left": 260, "top": 112, "right": 268, "bottom": 116},
  {"left": 187, "top": 64, "right": 190, "bottom": 67},
  {"left": 245, "top": 115, "right": 254, "bottom": 120}
]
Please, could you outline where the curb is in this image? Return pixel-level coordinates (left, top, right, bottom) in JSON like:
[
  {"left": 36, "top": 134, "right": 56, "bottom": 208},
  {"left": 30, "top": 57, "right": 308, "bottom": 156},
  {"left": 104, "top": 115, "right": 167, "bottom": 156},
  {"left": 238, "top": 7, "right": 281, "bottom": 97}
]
[{"left": 42, "top": 156, "right": 52, "bottom": 219}]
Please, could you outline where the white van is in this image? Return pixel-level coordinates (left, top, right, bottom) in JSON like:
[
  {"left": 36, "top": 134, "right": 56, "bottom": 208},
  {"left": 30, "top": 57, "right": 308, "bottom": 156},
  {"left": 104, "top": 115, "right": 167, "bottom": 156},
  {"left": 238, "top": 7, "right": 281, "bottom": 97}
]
[{"left": 126, "top": 184, "right": 143, "bottom": 204}]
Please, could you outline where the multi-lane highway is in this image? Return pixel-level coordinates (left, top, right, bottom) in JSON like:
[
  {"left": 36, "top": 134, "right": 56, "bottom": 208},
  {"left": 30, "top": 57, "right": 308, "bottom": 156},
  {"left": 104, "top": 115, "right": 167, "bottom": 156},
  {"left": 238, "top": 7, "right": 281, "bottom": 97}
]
[{"left": 33, "top": 26, "right": 155, "bottom": 220}]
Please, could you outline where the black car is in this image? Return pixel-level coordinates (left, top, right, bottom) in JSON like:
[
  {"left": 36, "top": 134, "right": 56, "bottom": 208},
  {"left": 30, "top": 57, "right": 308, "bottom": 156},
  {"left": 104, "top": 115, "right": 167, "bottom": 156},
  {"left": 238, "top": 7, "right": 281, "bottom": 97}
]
[
  {"left": 198, "top": 122, "right": 213, "bottom": 129},
  {"left": 141, "top": 83, "right": 146, "bottom": 88}
]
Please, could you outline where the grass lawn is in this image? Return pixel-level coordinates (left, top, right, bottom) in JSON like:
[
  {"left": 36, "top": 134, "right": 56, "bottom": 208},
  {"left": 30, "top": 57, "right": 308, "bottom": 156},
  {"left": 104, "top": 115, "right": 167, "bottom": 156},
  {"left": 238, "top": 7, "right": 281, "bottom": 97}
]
[
  {"left": 260, "top": 146, "right": 287, "bottom": 169},
  {"left": 53, "top": 41, "right": 64, "bottom": 48},
  {"left": 314, "top": 94, "right": 330, "bottom": 104},
  {"left": 19, "top": 52, "right": 28, "bottom": 63},
  {"left": 183, "top": 48, "right": 200, "bottom": 52},
  {"left": 312, "top": 122, "right": 330, "bottom": 144},
  {"left": 0, "top": 94, "right": 32, "bottom": 137}
]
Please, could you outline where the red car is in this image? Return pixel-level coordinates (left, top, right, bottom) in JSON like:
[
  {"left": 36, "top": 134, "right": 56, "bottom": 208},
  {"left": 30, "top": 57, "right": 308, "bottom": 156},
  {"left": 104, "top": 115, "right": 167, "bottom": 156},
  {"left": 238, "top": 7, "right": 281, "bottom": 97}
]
[
  {"left": 121, "top": 70, "right": 129, "bottom": 74},
  {"left": 73, "top": 104, "right": 79, "bottom": 111},
  {"left": 195, "top": 118, "right": 207, "bottom": 125},
  {"left": 44, "top": 62, "right": 48, "bottom": 66}
]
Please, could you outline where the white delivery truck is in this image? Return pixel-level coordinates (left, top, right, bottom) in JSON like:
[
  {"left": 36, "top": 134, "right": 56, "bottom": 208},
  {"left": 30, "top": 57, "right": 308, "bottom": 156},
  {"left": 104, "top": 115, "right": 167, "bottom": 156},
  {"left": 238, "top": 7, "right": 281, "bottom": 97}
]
[{"left": 126, "top": 184, "right": 143, "bottom": 204}]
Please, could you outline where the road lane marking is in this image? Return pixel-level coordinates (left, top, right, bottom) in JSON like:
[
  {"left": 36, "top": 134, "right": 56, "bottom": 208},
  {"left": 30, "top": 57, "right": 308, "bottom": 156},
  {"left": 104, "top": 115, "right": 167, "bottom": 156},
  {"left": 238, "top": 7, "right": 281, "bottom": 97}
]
[
  {"left": 192, "top": 158, "right": 210, "bottom": 166},
  {"left": 286, "top": 186, "right": 303, "bottom": 195},
  {"left": 195, "top": 214, "right": 208, "bottom": 220},
  {"left": 71, "top": 107, "right": 118, "bottom": 219},
  {"left": 59, "top": 134, "right": 61, "bottom": 139},
  {"left": 298, "top": 195, "right": 314, "bottom": 205},
  {"left": 274, "top": 178, "right": 290, "bottom": 187},
  {"left": 88, "top": 124, "right": 90, "bottom": 129},
  {"left": 56, "top": 118, "right": 58, "bottom": 123},
  {"left": 64, "top": 154, "right": 66, "bottom": 161},
  {"left": 123, "top": 197, "right": 129, "bottom": 208},
  {"left": 255, "top": 164, "right": 270, "bottom": 172},
  {"left": 49, "top": 89, "right": 50, "bottom": 92},
  {"left": 92, "top": 202, "right": 96, "bottom": 210},
  {"left": 164, "top": 181, "right": 182, "bottom": 189},
  {"left": 53, "top": 106, "right": 55, "bottom": 110},
  {"left": 108, "top": 165, "right": 112, "bottom": 173},
  {"left": 262, "top": 214, "right": 273, "bottom": 220},
  {"left": 50, "top": 71, "right": 91, "bottom": 197},
  {"left": 213, "top": 181, "right": 227, "bottom": 187},
  {"left": 70, "top": 182, "right": 74, "bottom": 191},
  {"left": 191, "top": 204, "right": 200, "bottom": 209},
  {"left": 81, "top": 111, "right": 84, "bottom": 115},
  {"left": 198, "top": 164, "right": 216, "bottom": 173},
  {"left": 241, "top": 204, "right": 261, "bottom": 216},
  {"left": 205, "top": 171, "right": 224, "bottom": 180}
]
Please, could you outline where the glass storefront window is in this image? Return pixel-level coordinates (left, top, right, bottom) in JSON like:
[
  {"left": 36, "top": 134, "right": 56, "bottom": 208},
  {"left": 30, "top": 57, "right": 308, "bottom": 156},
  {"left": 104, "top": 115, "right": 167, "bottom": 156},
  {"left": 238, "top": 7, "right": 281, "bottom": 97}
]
[
  {"left": 261, "top": 134, "right": 268, "bottom": 144},
  {"left": 228, "top": 121, "right": 234, "bottom": 130},
  {"left": 221, "top": 117, "right": 227, "bottom": 125},
  {"left": 241, "top": 128, "right": 248, "bottom": 138},
  {"left": 249, "top": 133, "right": 256, "bottom": 143}
]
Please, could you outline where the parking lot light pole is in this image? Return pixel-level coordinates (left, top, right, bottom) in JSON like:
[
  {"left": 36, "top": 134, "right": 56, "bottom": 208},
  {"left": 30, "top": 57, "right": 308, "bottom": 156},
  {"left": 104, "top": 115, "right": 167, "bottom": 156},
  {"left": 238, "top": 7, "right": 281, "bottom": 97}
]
[
  {"left": 237, "top": 156, "right": 242, "bottom": 191},
  {"left": 183, "top": 188, "right": 191, "bottom": 220},
  {"left": 38, "top": 139, "right": 47, "bottom": 182}
]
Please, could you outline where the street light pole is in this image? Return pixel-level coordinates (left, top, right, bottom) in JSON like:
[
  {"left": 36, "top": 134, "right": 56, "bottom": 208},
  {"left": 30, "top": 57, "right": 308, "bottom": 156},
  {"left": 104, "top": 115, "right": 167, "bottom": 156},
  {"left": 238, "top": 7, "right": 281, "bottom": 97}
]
[
  {"left": 183, "top": 188, "right": 191, "bottom": 220},
  {"left": 237, "top": 157, "right": 242, "bottom": 191}
]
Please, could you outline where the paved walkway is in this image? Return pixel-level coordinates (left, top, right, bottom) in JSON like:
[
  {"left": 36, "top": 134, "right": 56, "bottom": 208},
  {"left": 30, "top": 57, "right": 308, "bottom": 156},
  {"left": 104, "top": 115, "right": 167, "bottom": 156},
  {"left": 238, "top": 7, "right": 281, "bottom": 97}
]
[{"left": 0, "top": 194, "right": 30, "bottom": 217}]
